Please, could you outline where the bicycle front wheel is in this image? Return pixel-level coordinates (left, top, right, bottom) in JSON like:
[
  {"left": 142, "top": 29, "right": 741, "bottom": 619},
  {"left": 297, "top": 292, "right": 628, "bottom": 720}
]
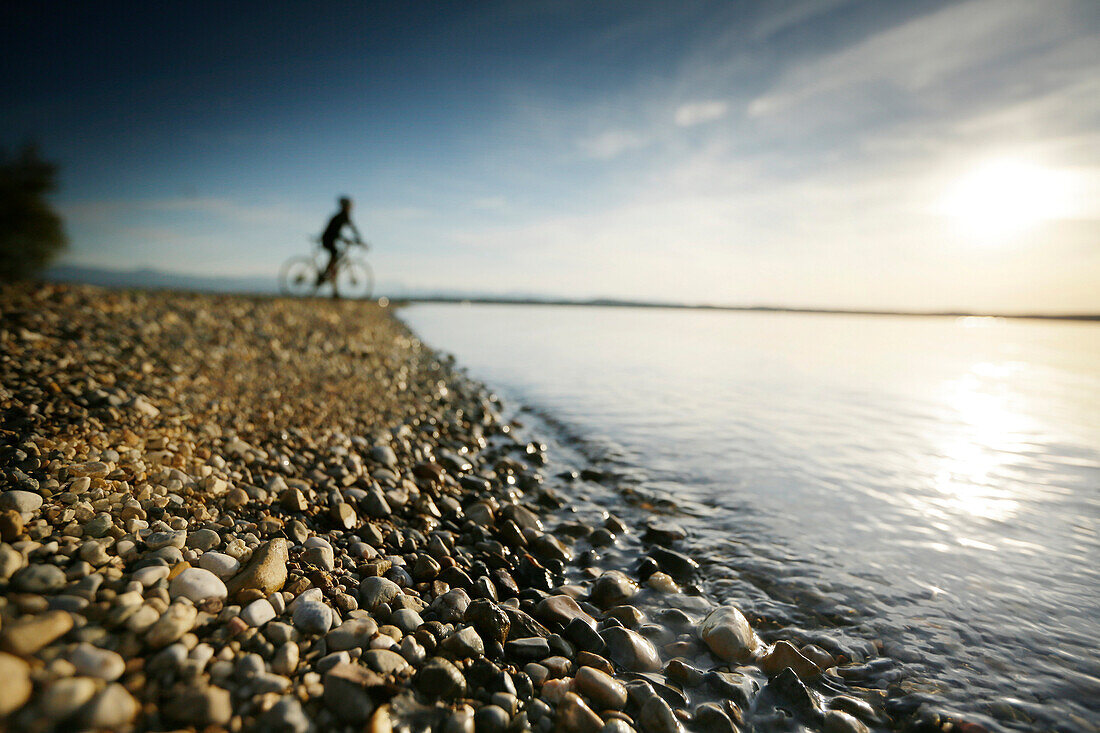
[
  {"left": 335, "top": 260, "right": 374, "bottom": 299},
  {"left": 279, "top": 256, "right": 319, "bottom": 297}
]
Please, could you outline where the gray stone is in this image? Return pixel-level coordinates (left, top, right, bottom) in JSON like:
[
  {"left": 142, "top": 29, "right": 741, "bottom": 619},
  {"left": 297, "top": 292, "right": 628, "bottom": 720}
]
[
  {"left": 133, "top": 565, "right": 170, "bottom": 587},
  {"left": 0, "top": 490, "right": 43, "bottom": 514},
  {"left": 326, "top": 617, "right": 378, "bottom": 651},
  {"left": 359, "top": 576, "right": 401, "bottom": 610},
  {"left": 303, "top": 545, "right": 335, "bottom": 572},
  {"left": 241, "top": 598, "right": 277, "bottom": 627},
  {"left": 363, "top": 648, "right": 410, "bottom": 675},
  {"left": 257, "top": 695, "right": 311, "bottom": 733},
  {"left": 146, "top": 529, "right": 187, "bottom": 550},
  {"left": 292, "top": 600, "right": 333, "bottom": 634},
  {"left": 11, "top": 563, "right": 66, "bottom": 593},
  {"left": 416, "top": 657, "right": 467, "bottom": 699},
  {"left": 272, "top": 641, "right": 300, "bottom": 676},
  {"left": 370, "top": 445, "right": 398, "bottom": 467},
  {"left": 324, "top": 663, "right": 382, "bottom": 723},
  {"left": 443, "top": 626, "right": 484, "bottom": 658},
  {"left": 363, "top": 487, "right": 391, "bottom": 518},
  {"left": 390, "top": 608, "right": 423, "bottom": 634}
]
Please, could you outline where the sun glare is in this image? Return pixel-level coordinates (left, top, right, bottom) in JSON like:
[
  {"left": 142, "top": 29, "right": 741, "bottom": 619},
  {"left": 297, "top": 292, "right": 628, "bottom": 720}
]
[{"left": 939, "top": 158, "right": 1072, "bottom": 243}]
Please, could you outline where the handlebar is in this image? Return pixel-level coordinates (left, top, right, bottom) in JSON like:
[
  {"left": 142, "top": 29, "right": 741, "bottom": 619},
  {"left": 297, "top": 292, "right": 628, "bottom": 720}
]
[{"left": 311, "top": 235, "right": 369, "bottom": 250}]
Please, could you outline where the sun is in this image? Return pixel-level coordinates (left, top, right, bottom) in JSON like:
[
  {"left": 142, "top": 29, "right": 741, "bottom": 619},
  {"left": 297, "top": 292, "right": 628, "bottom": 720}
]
[{"left": 939, "top": 158, "right": 1071, "bottom": 243}]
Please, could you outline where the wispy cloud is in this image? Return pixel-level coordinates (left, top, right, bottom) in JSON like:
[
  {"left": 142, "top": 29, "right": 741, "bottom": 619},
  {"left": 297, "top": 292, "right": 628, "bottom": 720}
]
[{"left": 674, "top": 100, "right": 728, "bottom": 127}]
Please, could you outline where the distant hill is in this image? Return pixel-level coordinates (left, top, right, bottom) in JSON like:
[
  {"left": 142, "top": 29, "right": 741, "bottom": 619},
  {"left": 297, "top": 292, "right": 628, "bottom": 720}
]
[{"left": 46, "top": 265, "right": 279, "bottom": 294}]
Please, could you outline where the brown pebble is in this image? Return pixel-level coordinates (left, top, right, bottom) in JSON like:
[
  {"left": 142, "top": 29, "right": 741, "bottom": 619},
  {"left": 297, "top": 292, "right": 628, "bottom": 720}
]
[{"left": 0, "top": 511, "right": 25, "bottom": 542}]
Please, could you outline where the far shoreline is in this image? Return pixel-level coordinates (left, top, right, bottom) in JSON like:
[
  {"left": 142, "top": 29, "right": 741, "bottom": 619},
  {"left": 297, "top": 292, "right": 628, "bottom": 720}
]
[{"left": 405, "top": 295, "right": 1100, "bottom": 323}]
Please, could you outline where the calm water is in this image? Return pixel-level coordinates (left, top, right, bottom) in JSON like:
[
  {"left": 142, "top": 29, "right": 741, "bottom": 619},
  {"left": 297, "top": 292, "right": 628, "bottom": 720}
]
[{"left": 400, "top": 304, "right": 1100, "bottom": 731}]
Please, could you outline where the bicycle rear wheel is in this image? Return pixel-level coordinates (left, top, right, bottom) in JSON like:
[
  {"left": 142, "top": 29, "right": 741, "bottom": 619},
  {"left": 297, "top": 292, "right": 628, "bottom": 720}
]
[
  {"left": 279, "top": 256, "right": 319, "bottom": 297},
  {"left": 335, "top": 260, "right": 374, "bottom": 299}
]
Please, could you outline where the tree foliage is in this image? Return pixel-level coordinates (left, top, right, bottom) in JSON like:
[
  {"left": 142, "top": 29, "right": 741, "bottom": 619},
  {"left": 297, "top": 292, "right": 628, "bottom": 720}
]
[{"left": 0, "top": 144, "right": 68, "bottom": 281}]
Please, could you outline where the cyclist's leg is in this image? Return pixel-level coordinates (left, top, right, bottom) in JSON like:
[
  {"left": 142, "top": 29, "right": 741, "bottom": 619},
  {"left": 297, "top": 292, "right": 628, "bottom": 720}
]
[{"left": 318, "top": 241, "right": 338, "bottom": 285}]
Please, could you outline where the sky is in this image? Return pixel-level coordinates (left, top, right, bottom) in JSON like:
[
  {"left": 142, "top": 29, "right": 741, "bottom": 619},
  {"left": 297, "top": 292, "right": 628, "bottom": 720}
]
[{"left": 3, "top": 0, "right": 1099, "bottom": 312}]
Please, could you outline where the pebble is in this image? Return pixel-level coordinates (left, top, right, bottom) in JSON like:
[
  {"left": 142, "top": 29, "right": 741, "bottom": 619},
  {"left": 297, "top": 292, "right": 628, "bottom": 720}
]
[
  {"left": 0, "top": 490, "right": 43, "bottom": 514},
  {"left": 199, "top": 551, "right": 241, "bottom": 579},
  {"left": 1, "top": 610, "right": 74, "bottom": 656},
  {"left": 601, "top": 626, "right": 662, "bottom": 672},
  {"left": 416, "top": 657, "right": 467, "bottom": 699},
  {"left": 187, "top": 528, "right": 221, "bottom": 551},
  {"left": 133, "top": 564, "right": 170, "bottom": 587},
  {"left": 170, "top": 567, "right": 228, "bottom": 603},
  {"left": 326, "top": 617, "right": 378, "bottom": 650},
  {"left": 363, "top": 648, "right": 410, "bottom": 675},
  {"left": 257, "top": 695, "right": 312, "bottom": 733},
  {"left": 240, "top": 598, "right": 277, "bottom": 627},
  {"left": 70, "top": 642, "right": 126, "bottom": 680},
  {"left": 226, "top": 538, "right": 288, "bottom": 601},
  {"left": 36, "top": 676, "right": 98, "bottom": 722},
  {"left": 146, "top": 602, "right": 198, "bottom": 647},
  {"left": 640, "top": 695, "right": 684, "bottom": 733},
  {"left": 324, "top": 663, "right": 380, "bottom": 722},
  {"left": 359, "top": 575, "right": 402, "bottom": 609},
  {"left": 78, "top": 683, "right": 140, "bottom": 729},
  {"left": 12, "top": 563, "right": 66, "bottom": 593},
  {"left": 557, "top": 691, "right": 604, "bottom": 733},
  {"left": 292, "top": 600, "right": 334, "bottom": 634},
  {"left": 575, "top": 665, "right": 628, "bottom": 710},
  {"left": 0, "top": 652, "right": 32, "bottom": 716},
  {"left": 698, "top": 605, "right": 759, "bottom": 661},
  {"left": 162, "top": 684, "right": 233, "bottom": 726},
  {"left": 272, "top": 641, "right": 300, "bottom": 675}
]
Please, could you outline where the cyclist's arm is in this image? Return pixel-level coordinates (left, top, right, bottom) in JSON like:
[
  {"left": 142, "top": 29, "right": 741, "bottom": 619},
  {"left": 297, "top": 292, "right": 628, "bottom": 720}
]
[{"left": 347, "top": 220, "right": 364, "bottom": 244}]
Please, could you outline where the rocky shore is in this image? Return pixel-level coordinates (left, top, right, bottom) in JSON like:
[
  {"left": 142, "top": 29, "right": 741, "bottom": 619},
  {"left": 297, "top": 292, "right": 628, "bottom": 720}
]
[{"left": 0, "top": 284, "right": 896, "bottom": 733}]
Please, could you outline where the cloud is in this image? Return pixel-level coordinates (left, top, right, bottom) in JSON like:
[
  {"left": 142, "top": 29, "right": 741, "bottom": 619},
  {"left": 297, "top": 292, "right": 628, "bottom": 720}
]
[
  {"left": 746, "top": 0, "right": 1097, "bottom": 124},
  {"left": 674, "top": 100, "right": 728, "bottom": 127},
  {"left": 578, "top": 129, "right": 648, "bottom": 160}
]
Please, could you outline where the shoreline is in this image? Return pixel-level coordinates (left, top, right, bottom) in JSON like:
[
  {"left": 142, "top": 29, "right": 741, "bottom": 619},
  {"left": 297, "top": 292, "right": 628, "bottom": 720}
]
[{"left": 0, "top": 284, "right": 970, "bottom": 732}]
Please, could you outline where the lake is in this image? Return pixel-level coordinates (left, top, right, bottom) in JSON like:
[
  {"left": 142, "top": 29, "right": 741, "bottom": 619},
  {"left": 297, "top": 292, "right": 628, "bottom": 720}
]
[{"left": 400, "top": 303, "right": 1100, "bottom": 731}]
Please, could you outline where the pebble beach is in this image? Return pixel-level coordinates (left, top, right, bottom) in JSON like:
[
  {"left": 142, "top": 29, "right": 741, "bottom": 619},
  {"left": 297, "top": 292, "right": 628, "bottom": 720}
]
[{"left": 0, "top": 284, "right": 917, "bottom": 733}]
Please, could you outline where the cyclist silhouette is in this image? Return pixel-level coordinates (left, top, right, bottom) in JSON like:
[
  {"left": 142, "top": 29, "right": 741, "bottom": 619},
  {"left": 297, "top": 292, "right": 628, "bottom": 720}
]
[{"left": 317, "top": 196, "right": 363, "bottom": 288}]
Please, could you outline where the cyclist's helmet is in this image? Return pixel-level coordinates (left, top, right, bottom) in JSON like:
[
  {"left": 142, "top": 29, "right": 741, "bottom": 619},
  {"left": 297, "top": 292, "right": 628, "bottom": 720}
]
[{"left": 339, "top": 196, "right": 352, "bottom": 209}]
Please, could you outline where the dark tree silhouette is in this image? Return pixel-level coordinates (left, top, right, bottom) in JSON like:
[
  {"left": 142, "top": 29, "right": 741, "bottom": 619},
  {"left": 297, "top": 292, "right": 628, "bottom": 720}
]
[{"left": 0, "top": 144, "right": 68, "bottom": 281}]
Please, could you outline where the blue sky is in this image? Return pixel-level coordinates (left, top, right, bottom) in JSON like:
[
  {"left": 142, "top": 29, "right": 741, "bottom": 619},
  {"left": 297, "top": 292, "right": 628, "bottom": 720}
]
[{"left": 3, "top": 0, "right": 1099, "bottom": 311}]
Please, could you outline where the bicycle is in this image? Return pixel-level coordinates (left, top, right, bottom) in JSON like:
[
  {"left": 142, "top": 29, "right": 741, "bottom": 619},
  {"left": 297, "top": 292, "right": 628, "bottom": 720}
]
[{"left": 278, "top": 236, "right": 374, "bottom": 299}]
